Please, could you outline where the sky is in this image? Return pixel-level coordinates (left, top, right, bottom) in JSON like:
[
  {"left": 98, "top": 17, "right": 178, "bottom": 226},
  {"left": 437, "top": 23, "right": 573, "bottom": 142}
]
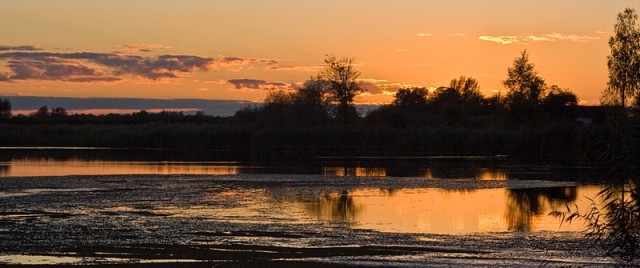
[{"left": 0, "top": 0, "right": 638, "bottom": 105}]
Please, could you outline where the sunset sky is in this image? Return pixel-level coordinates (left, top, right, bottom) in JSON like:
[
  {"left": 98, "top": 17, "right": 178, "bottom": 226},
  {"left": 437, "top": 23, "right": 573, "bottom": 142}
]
[{"left": 1, "top": 0, "right": 638, "bottom": 105}]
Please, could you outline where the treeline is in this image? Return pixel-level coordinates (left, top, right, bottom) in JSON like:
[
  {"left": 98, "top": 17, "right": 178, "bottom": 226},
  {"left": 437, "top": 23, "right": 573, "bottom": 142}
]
[{"left": 0, "top": 52, "right": 635, "bottom": 164}]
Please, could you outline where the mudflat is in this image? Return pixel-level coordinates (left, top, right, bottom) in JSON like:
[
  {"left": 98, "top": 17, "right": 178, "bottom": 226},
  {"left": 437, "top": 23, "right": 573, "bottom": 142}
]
[{"left": 0, "top": 174, "right": 611, "bottom": 267}]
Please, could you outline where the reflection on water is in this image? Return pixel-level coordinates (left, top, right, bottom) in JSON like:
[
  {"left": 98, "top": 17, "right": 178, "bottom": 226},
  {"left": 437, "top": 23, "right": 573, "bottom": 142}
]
[
  {"left": 289, "top": 186, "right": 600, "bottom": 234},
  {"left": 3, "top": 159, "right": 242, "bottom": 176},
  {"left": 505, "top": 187, "right": 577, "bottom": 232},
  {"left": 0, "top": 148, "right": 612, "bottom": 235},
  {"left": 1, "top": 158, "right": 513, "bottom": 179},
  {"left": 322, "top": 167, "right": 387, "bottom": 177},
  {"left": 303, "top": 191, "right": 362, "bottom": 223}
]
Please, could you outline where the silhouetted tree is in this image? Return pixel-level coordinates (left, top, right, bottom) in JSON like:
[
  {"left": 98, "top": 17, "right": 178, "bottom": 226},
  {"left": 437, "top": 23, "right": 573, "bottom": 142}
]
[
  {"left": 34, "top": 106, "right": 49, "bottom": 118},
  {"left": 50, "top": 107, "right": 68, "bottom": 117},
  {"left": 450, "top": 76, "right": 483, "bottom": 105},
  {"left": 604, "top": 8, "right": 640, "bottom": 108},
  {"left": 0, "top": 98, "right": 11, "bottom": 119},
  {"left": 296, "top": 77, "right": 331, "bottom": 124},
  {"left": 503, "top": 50, "right": 547, "bottom": 121},
  {"left": 392, "top": 87, "right": 428, "bottom": 108},
  {"left": 541, "top": 85, "right": 578, "bottom": 118},
  {"left": 320, "top": 55, "right": 364, "bottom": 125}
]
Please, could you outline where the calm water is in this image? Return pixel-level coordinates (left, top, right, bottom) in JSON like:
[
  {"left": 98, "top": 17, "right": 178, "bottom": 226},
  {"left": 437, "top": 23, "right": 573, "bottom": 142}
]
[{"left": 0, "top": 148, "right": 607, "bottom": 235}]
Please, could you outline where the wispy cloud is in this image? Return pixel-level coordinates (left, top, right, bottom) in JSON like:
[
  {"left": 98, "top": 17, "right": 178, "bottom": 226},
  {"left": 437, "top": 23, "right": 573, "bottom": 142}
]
[
  {"left": 115, "top": 44, "right": 172, "bottom": 54},
  {"left": 450, "top": 33, "right": 466, "bottom": 37},
  {"left": 478, "top": 35, "right": 525, "bottom": 45},
  {"left": 213, "top": 56, "right": 280, "bottom": 72},
  {"left": 358, "top": 79, "right": 418, "bottom": 95},
  {"left": 227, "top": 78, "right": 288, "bottom": 90},
  {"left": 544, "top": 33, "right": 599, "bottom": 42},
  {"left": 0, "top": 45, "right": 41, "bottom": 51},
  {"left": 479, "top": 33, "right": 600, "bottom": 45},
  {"left": 417, "top": 33, "right": 432, "bottom": 37},
  {"left": 266, "top": 64, "right": 322, "bottom": 72}
]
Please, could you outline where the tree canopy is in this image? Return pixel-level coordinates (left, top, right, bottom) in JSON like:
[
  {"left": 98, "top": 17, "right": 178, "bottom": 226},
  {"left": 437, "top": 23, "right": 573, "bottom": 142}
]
[
  {"left": 503, "top": 50, "right": 546, "bottom": 111},
  {"left": 0, "top": 98, "right": 11, "bottom": 119},
  {"left": 605, "top": 7, "right": 640, "bottom": 107},
  {"left": 320, "top": 55, "right": 364, "bottom": 124}
]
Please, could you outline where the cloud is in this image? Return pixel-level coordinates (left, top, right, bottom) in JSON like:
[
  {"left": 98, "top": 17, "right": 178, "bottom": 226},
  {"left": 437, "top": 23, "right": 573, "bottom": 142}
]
[
  {"left": 115, "top": 44, "right": 172, "bottom": 54},
  {"left": 479, "top": 33, "right": 600, "bottom": 45},
  {"left": 227, "top": 79, "right": 289, "bottom": 90},
  {"left": 450, "top": 33, "right": 466, "bottom": 37},
  {"left": 0, "top": 52, "right": 215, "bottom": 82},
  {"left": 478, "top": 35, "right": 523, "bottom": 45},
  {"left": 0, "top": 50, "right": 280, "bottom": 83},
  {"left": 266, "top": 64, "right": 323, "bottom": 72},
  {"left": 211, "top": 56, "right": 280, "bottom": 71},
  {"left": 358, "top": 79, "right": 418, "bottom": 96},
  {"left": 417, "top": 33, "right": 432, "bottom": 37},
  {"left": 544, "top": 33, "right": 599, "bottom": 42},
  {"left": 0, "top": 45, "right": 41, "bottom": 51}
]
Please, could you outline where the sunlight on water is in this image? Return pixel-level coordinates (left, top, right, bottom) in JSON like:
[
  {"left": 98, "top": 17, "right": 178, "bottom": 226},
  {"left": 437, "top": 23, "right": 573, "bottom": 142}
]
[
  {"left": 290, "top": 186, "right": 601, "bottom": 234},
  {"left": 323, "top": 167, "right": 387, "bottom": 176},
  {"left": 1, "top": 159, "right": 241, "bottom": 177},
  {"left": 147, "top": 183, "right": 602, "bottom": 234}
]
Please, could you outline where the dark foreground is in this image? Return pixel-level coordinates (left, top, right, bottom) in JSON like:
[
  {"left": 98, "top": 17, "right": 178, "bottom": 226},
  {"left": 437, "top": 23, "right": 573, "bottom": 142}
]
[{"left": 0, "top": 174, "right": 612, "bottom": 267}]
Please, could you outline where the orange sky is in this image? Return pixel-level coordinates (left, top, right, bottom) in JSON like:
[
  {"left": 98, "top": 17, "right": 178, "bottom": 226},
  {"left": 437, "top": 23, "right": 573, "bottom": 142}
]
[{"left": 1, "top": 0, "right": 638, "bottom": 105}]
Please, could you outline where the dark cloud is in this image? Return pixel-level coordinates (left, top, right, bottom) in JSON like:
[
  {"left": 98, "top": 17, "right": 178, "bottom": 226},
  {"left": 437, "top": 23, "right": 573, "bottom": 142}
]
[
  {"left": 0, "top": 51, "right": 215, "bottom": 82},
  {"left": 0, "top": 50, "right": 282, "bottom": 83},
  {"left": 0, "top": 45, "right": 41, "bottom": 51},
  {"left": 227, "top": 79, "right": 288, "bottom": 90},
  {"left": 217, "top": 57, "right": 280, "bottom": 67}
]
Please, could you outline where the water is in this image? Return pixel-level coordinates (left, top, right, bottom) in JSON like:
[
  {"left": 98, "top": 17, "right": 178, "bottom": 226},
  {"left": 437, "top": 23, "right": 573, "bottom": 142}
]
[
  {"left": 0, "top": 147, "right": 613, "bottom": 266},
  {"left": 0, "top": 148, "right": 605, "bottom": 234}
]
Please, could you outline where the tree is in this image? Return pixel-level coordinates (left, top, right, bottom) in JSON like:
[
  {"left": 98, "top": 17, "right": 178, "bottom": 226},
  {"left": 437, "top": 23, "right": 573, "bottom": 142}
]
[
  {"left": 450, "top": 76, "right": 483, "bottom": 105},
  {"left": 50, "top": 107, "right": 68, "bottom": 117},
  {"left": 320, "top": 55, "right": 364, "bottom": 125},
  {"left": 542, "top": 85, "right": 578, "bottom": 117},
  {"left": 503, "top": 50, "right": 546, "bottom": 106},
  {"left": 0, "top": 98, "right": 11, "bottom": 119},
  {"left": 392, "top": 87, "right": 428, "bottom": 108},
  {"left": 34, "top": 106, "right": 49, "bottom": 118},
  {"left": 297, "top": 77, "right": 331, "bottom": 111},
  {"left": 605, "top": 8, "right": 640, "bottom": 108},
  {"left": 503, "top": 50, "right": 546, "bottom": 116}
]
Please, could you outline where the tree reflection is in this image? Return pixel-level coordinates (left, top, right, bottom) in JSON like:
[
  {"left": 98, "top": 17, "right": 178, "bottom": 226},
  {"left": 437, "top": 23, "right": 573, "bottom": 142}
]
[
  {"left": 304, "top": 190, "right": 362, "bottom": 223},
  {"left": 505, "top": 187, "right": 577, "bottom": 232},
  {"left": 0, "top": 154, "right": 9, "bottom": 176}
]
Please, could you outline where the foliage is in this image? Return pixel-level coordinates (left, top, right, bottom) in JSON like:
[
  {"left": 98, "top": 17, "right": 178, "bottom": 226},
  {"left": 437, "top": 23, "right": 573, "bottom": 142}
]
[
  {"left": 503, "top": 50, "right": 546, "bottom": 117},
  {"left": 320, "top": 55, "right": 364, "bottom": 124},
  {"left": 542, "top": 85, "right": 578, "bottom": 118},
  {"left": 392, "top": 87, "right": 428, "bottom": 108},
  {"left": 449, "top": 76, "right": 484, "bottom": 106},
  {"left": 552, "top": 182, "right": 640, "bottom": 267},
  {"left": 605, "top": 8, "right": 640, "bottom": 108},
  {"left": 0, "top": 98, "right": 10, "bottom": 119},
  {"left": 552, "top": 106, "right": 640, "bottom": 267}
]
